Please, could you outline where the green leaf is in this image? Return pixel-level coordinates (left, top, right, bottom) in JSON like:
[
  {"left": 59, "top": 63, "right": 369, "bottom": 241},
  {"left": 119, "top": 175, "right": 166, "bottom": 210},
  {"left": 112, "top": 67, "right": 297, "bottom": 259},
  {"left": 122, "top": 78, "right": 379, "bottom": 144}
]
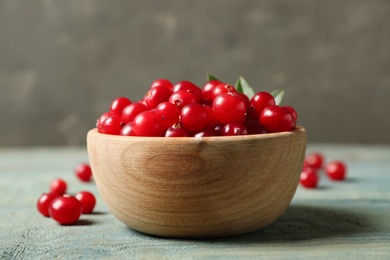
[
  {"left": 270, "top": 90, "right": 285, "bottom": 105},
  {"left": 238, "top": 76, "right": 255, "bottom": 99},
  {"left": 235, "top": 78, "right": 243, "bottom": 93},
  {"left": 206, "top": 74, "right": 219, "bottom": 82}
]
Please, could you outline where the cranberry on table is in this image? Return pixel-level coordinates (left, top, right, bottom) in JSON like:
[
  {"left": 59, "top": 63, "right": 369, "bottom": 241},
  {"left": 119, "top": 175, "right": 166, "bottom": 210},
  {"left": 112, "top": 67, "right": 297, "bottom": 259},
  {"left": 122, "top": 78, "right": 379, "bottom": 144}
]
[
  {"left": 259, "top": 105, "right": 296, "bottom": 133},
  {"left": 326, "top": 161, "right": 347, "bottom": 181},
  {"left": 75, "top": 163, "right": 93, "bottom": 182},
  {"left": 304, "top": 153, "right": 324, "bottom": 169},
  {"left": 300, "top": 167, "right": 319, "bottom": 188},
  {"left": 75, "top": 191, "right": 96, "bottom": 214},
  {"left": 50, "top": 178, "right": 67, "bottom": 195},
  {"left": 37, "top": 192, "right": 61, "bottom": 217},
  {"left": 49, "top": 195, "right": 82, "bottom": 225},
  {"left": 110, "top": 97, "right": 132, "bottom": 116}
]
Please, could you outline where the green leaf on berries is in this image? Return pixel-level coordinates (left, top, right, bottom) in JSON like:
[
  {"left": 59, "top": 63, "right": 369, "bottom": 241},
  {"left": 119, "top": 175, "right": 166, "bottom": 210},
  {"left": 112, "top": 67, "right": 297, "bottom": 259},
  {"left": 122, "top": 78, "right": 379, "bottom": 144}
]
[
  {"left": 271, "top": 90, "right": 285, "bottom": 105},
  {"left": 206, "top": 74, "right": 219, "bottom": 82},
  {"left": 236, "top": 76, "right": 255, "bottom": 99},
  {"left": 235, "top": 78, "right": 243, "bottom": 92}
]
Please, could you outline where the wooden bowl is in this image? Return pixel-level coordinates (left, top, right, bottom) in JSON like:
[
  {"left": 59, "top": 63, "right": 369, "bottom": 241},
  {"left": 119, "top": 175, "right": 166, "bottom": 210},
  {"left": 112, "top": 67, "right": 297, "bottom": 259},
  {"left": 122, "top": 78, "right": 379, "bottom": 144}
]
[{"left": 87, "top": 127, "right": 306, "bottom": 238}]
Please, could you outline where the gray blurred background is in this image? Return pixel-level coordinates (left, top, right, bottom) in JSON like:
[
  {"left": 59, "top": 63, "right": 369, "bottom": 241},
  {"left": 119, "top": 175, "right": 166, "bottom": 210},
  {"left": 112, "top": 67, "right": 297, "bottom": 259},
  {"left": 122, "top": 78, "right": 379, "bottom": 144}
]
[{"left": 1, "top": 0, "right": 389, "bottom": 146}]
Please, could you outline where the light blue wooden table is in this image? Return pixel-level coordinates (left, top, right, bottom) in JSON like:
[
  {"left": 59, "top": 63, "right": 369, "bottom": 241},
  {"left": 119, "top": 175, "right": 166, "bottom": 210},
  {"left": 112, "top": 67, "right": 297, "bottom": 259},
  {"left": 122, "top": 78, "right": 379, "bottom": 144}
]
[{"left": 1, "top": 145, "right": 390, "bottom": 259}]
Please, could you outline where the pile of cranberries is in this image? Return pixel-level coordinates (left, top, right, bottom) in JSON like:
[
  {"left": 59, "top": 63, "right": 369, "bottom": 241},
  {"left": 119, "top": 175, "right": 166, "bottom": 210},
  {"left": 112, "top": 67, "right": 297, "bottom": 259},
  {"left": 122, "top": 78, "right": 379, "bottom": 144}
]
[
  {"left": 36, "top": 163, "right": 96, "bottom": 225},
  {"left": 300, "top": 152, "right": 348, "bottom": 188},
  {"left": 96, "top": 78, "right": 297, "bottom": 137}
]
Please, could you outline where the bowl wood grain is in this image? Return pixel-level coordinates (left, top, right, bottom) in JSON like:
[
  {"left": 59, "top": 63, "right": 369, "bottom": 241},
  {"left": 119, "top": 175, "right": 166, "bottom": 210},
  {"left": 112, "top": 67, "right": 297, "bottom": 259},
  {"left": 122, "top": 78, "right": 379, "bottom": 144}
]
[{"left": 87, "top": 127, "right": 306, "bottom": 238}]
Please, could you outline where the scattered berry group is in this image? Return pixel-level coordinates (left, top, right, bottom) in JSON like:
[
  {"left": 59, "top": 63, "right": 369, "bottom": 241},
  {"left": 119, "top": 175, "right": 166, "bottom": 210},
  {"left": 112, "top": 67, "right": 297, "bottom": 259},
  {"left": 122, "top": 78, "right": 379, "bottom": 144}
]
[
  {"left": 96, "top": 77, "right": 298, "bottom": 137},
  {"left": 300, "top": 152, "right": 348, "bottom": 189},
  {"left": 37, "top": 163, "right": 96, "bottom": 225}
]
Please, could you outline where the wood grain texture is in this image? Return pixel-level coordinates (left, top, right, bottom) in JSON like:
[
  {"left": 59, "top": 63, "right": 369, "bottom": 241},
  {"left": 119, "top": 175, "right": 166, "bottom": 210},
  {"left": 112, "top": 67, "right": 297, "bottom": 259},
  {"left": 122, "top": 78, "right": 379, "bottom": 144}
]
[
  {"left": 1, "top": 145, "right": 390, "bottom": 259},
  {"left": 87, "top": 127, "right": 307, "bottom": 237}
]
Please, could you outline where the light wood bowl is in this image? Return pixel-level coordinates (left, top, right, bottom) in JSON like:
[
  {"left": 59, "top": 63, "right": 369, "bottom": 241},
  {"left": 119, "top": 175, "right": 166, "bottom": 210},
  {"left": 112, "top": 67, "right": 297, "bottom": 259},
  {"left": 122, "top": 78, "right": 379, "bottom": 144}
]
[{"left": 87, "top": 127, "right": 306, "bottom": 238}]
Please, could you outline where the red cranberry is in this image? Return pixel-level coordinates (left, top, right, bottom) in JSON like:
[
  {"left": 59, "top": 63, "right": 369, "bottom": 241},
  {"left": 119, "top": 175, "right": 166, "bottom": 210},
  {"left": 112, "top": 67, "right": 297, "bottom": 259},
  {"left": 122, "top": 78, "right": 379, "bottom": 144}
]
[
  {"left": 144, "top": 85, "right": 172, "bottom": 109},
  {"left": 169, "top": 90, "right": 197, "bottom": 110},
  {"left": 96, "top": 111, "right": 113, "bottom": 133},
  {"left": 164, "top": 124, "right": 191, "bottom": 137},
  {"left": 250, "top": 92, "right": 275, "bottom": 115},
  {"left": 300, "top": 167, "right": 319, "bottom": 188},
  {"left": 120, "top": 122, "right": 137, "bottom": 136},
  {"left": 37, "top": 192, "right": 61, "bottom": 217},
  {"left": 156, "top": 102, "right": 181, "bottom": 128},
  {"left": 101, "top": 114, "right": 125, "bottom": 135},
  {"left": 173, "top": 80, "right": 202, "bottom": 102},
  {"left": 304, "top": 153, "right": 324, "bottom": 169},
  {"left": 132, "top": 110, "right": 165, "bottom": 137},
  {"left": 110, "top": 97, "right": 131, "bottom": 115},
  {"left": 259, "top": 105, "right": 295, "bottom": 133},
  {"left": 326, "top": 161, "right": 347, "bottom": 181},
  {"left": 212, "top": 92, "right": 246, "bottom": 124},
  {"left": 75, "top": 191, "right": 96, "bottom": 214},
  {"left": 211, "top": 83, "right": 237, "bottom": 100},
  {"left": 150, "top": 79, "right": 173, "bottom": 92},
  {"left": 181, "top": 104, "right": 209, "bottom": 132},
  {"left": 222, "top": 122, "right": 248, "bottom": 136},
  {"left": 74, "top": 163, "right": 93, "bottom": 182},
  {"left": 201, "top": 80, "right": 221, "bottom": 100},
  {"left": 49, "top": 195, "right": 82, "bottom": 225},
  {"left": 122, "top": 103, "right": 148, "bottom": 124},
  {"left": 285, "top": 106, "right": 298, "bottom": 122},
  {"left": 50, "top": 178, "right": 67, "bottom": 195}
]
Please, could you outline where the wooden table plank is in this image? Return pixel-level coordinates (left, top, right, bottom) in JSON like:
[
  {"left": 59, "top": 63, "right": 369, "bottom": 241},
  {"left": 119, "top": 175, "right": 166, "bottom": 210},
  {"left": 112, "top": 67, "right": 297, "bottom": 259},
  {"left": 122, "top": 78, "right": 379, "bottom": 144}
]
[{"left": 1, "top": 145, "right": 390, "bottom": 259}]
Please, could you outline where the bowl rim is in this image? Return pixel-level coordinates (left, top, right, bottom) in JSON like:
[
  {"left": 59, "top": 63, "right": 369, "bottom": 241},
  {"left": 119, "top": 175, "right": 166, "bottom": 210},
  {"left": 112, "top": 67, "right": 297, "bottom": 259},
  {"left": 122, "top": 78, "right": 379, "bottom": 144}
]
[{"left": 88, "top": 126, "right": 306, "bottom": 144}]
